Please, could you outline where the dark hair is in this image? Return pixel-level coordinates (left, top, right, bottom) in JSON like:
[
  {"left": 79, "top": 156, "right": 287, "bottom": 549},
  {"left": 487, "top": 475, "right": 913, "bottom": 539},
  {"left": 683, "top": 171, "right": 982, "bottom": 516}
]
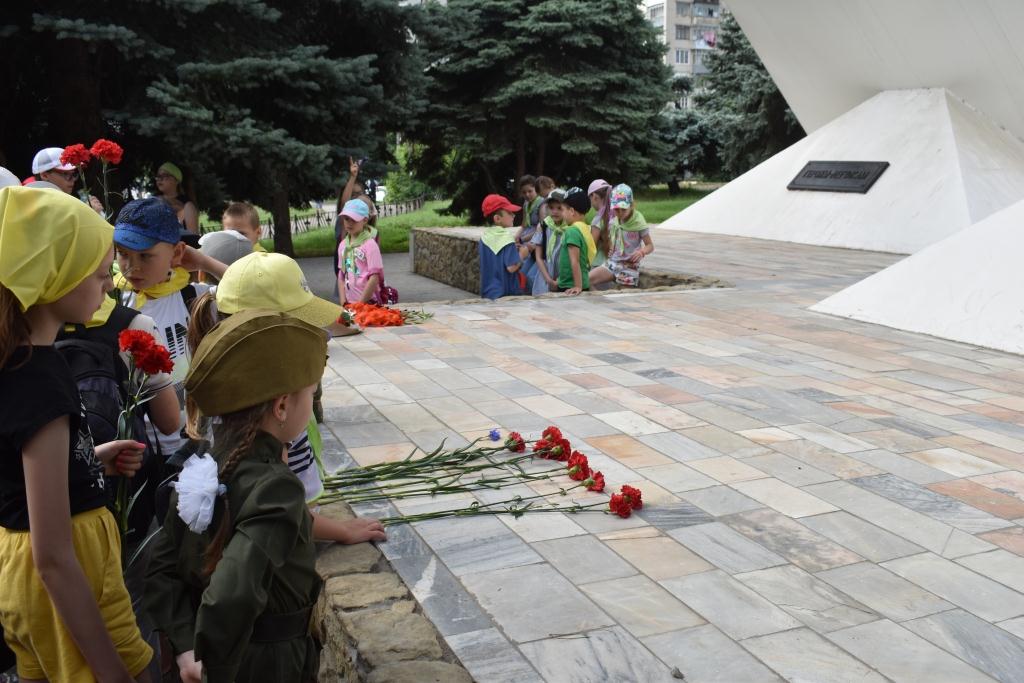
[
  {"left": 518, "top": 175, "right": 537, "bottom": 189},
  {"left": 0, "top": 285, "right": 32, "bottom": 369},
  {"left": 535, "top": 176, "right": 555, "bottom": 193},
  {"left": 222, "top": 201, "right": 260, "bottom": 230}
]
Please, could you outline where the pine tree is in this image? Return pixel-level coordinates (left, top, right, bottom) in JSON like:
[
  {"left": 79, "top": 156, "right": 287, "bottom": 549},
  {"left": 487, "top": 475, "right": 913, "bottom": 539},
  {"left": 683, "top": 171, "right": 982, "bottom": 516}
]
[
  {"left": 409, "top": 0, "right": 673, "bottom": 222},
  {"left": 695, "top": 13, "right": 804, "bottom": 178}
]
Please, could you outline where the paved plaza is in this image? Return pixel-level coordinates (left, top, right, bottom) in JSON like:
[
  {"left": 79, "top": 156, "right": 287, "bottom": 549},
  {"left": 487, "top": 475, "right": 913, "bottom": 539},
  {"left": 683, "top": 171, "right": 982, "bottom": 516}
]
[{"left": 317, "top": 229, "right": 1024, "bottom": 682}]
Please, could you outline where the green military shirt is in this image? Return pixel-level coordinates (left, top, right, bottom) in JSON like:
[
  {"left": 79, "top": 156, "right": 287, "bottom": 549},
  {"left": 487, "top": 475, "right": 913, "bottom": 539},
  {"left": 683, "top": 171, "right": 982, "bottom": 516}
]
[{"left": 146, "top": 431, "right": 321, "bottom": 683}]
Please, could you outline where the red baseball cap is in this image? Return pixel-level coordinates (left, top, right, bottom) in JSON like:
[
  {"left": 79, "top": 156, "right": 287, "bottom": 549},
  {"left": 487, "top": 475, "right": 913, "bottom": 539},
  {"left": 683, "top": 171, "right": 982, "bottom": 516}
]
[{"left": 481, "top": 194, "right": 521, "bottom": 218}]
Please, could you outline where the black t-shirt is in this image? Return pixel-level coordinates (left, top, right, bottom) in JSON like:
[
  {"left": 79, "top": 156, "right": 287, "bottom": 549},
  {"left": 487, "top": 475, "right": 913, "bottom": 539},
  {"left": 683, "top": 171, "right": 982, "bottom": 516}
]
[{"left": 0, "top": 346, "right": 107, "bottom": 530}]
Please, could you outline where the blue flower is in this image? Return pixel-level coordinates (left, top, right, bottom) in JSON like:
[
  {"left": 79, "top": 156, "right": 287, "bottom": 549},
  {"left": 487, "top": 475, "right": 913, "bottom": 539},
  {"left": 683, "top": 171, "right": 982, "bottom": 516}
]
[{"left": 488, "top": 428, "right": 501, "bottom": 442}]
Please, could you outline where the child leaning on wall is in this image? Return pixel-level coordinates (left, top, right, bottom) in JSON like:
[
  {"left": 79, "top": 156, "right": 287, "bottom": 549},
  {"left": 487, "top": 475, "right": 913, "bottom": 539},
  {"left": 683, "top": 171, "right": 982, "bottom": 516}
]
[
  {"left": 557, "top": 188, "right": 598, "bottom": 296},
  {"left": 479, "top": 194, "right": 527, "bottom": 300}
]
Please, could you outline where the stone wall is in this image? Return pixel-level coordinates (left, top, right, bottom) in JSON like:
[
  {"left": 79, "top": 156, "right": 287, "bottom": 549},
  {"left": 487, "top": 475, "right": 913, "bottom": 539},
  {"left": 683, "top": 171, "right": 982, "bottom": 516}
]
[
  {"left": 315, "top": 502, "right": 471, "bottom": 683},
  {"left": 410, "top": 228, "right": 482, "bottom": 295}
]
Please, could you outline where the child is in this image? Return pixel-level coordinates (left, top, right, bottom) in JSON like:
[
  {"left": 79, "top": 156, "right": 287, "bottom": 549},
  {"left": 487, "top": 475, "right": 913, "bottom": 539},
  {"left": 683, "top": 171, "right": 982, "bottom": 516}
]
[
  {"left": 154, "top": 162, "right": 199, "bottom": 234},
  {"left": 589, "top": 184, "right": 654, "bottom": 288},
  {"left": 338, "top": 199, "right": 385, "bottom": 305},
  {"left": 221, "top": 201, "right": 266, "bottom": 252},
  {"left": 558, "top": 188, "right": 598, "bottom": 296},
  {"left": 113, "top": 197, "right": 227, "bottom": 456},
  {"left": 186, "top": 251, "right": 382, "bottom": 547},
  {"left": 197, "top": 229, "right": 254, "bottom": 284},
  {"left": 588, "top": 179, "right": 613, "bottom": 268},
  {"left": 479, "top": 194, "right": 526, "bottom": 300},
  {"left": 514, "top": 175, "right": 541, "bottom": 288},
  {"left": 0, "top": 186, "right": 152, "bottom": 681},
  {"left": 147, "top": 309, "right": 328, "bottom": 683},
  {"left": 534, "top": 175, "right": 556, "bottom": 225},
  {"left": 528, "top": 187, "right": 567, "bottom": 295}
]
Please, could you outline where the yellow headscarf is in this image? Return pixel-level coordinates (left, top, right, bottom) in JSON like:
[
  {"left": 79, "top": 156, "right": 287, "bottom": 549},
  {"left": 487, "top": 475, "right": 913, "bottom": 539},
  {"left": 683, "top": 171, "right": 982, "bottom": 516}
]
[{"left": 0, "top": 186, "right": 112, "bottom": 312}]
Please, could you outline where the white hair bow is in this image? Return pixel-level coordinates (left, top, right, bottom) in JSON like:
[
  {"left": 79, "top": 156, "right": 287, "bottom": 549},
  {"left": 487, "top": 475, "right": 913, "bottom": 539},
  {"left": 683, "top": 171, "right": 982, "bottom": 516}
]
[{"left": 173, "top": 453, "right": 227, "bottom": 533}]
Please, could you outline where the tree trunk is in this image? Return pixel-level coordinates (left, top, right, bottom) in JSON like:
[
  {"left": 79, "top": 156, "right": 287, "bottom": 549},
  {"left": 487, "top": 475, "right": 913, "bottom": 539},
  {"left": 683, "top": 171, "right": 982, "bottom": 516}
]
[
  {"left": 666, "top": 177, "right": 681, "bottom": 195},
  {"left": 271, "top": 177, "right": 294, "bottom": 256},
  {"left": 515, "top": 125, "right": 526, "bottom": 182}
]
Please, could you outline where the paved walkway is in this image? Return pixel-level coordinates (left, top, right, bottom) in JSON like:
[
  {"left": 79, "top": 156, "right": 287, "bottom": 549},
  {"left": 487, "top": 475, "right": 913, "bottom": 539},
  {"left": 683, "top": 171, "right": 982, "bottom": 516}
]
[
  {"left": 300, "top": 253, "right": 472, "bottom": 303},
  {"left": 318, "top": 229, "right": 1024, "bottom": 682}
]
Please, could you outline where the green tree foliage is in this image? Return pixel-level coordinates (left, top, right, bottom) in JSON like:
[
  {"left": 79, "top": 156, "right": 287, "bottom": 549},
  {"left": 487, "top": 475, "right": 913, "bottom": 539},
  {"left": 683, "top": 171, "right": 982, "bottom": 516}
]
[
  {"left": 695, "top": 13, "right": 804, "bottom": 178},
  {"left": 658, "top": 107, "right": 723, "bottom": 187},
  {"left": 408, "top": 0, "right": 673, "bottom": 222},
  {"left": 1, "top": 1, "right": 426, "bottom": 254}
]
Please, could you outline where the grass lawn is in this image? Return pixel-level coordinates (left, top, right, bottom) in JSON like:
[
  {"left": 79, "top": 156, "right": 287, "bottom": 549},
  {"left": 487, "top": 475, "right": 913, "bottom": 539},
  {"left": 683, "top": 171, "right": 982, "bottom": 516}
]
[{"left": 249, "top": 186, "right": 713, "bottom": 257}]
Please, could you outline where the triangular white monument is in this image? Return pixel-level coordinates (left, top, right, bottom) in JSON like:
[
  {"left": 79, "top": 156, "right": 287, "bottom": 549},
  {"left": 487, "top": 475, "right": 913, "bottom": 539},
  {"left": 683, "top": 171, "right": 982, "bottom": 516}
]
[
  {"left": 812, "top": 198, "right": 1024, "bottom": 355},
  {"left": 660, "top": 88, "right": 1024, "bottom": 254}
]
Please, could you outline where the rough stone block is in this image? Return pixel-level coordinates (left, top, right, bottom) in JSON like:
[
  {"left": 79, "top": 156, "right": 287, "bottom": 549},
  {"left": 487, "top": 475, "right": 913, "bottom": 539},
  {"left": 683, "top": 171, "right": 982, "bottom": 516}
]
[
  {"left": 367, "top": 661, "right": 474, "bottom": 683},
  {"left": 342, "top": 603, "right": 444, "bottom": 666},
  {"left": 328, "top": 572, "right": 409, "bottom": 610},
  {"left": 317, "top": 542, "right": 383, "bottom": 578}
]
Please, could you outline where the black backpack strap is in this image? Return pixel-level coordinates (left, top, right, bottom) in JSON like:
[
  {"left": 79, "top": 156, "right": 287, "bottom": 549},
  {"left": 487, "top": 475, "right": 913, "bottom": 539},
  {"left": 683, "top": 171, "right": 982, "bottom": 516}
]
[{"left": 181, "top": 285, "right": 198, "bottom": 315}]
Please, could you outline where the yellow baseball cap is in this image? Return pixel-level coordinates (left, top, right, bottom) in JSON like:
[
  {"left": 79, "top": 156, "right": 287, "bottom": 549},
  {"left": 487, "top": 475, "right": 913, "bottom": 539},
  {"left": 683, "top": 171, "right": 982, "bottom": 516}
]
[{"left": 216, "top": 251, "right": 342, "bottom": 328}]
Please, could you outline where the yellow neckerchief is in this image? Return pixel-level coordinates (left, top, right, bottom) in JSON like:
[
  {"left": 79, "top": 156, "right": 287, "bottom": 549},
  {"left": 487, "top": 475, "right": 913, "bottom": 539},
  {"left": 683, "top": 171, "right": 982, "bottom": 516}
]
[
  {"left": 114, "top": 266, "right": 190, "bottom": 307},
  {"left": 567, "top": 221, "right": 598, "bottom": 262}
]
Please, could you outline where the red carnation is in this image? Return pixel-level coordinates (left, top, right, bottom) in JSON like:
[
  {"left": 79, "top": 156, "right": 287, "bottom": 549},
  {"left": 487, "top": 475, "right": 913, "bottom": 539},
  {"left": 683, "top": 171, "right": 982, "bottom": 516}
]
[
  {"left": 585, "top": 471, "right": 605, "bottom": 492},
  {"left": 532, "top": 438, "right": 551, "bottom": 456},
  {"left": 90, "top": 139, "right": 124, "bottom": 165},
  {"left": 542, "top": 426, "right": 563, "bottom": 442},
  {"left": 60, "top": 144, "right": 91, "bottom": 167},
  {"left": 621, "top": 485, "right": 643, "bottom": 510},
  {"left": 551, "top": 438, "right": 572, "bottom": 462},
  {"left": 118, "top": 329, "right": 155, "bottom": 355},
  {"left": 505, "top": 431, "right": 526, "bottom": 453},
  {"left": 136, "top": 345, "right": 174, "bottom": 375},
  {"left": 567, "top": 452, "right": 590, "bottom": 481},
  {"left": 609, "top": 493, "right": 632, "bottom": 518}
]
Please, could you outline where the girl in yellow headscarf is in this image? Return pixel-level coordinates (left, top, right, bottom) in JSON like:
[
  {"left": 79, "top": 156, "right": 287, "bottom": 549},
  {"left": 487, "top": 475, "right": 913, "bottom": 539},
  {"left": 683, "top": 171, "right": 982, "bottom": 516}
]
[{"left": 0, "top": 186, "right": 154, "bottom": 681}]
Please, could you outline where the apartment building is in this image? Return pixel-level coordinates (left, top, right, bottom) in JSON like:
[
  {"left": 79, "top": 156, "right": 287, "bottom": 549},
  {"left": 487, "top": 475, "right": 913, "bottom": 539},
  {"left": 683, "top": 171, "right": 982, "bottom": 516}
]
[{"left": 643, "top": 0, "right": 724, "bottom": 105}]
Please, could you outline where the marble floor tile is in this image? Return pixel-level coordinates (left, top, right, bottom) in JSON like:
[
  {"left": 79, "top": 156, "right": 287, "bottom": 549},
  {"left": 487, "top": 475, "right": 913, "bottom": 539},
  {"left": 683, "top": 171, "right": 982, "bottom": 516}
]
[
  {"left": 970, "top": 470, "right": 1024, "bottom": 500},
  {"left": 549, "top": 414, "right": 622, "bottom": 438},
  {"left": 414, "top": 515, "right": 542, "bottom": 577},
  {"left": 781, "top": 423, "right": 876, "bottom": 453},
  {"left": 998, "top": 616, "right": 1024, "bottom": 640},
  {"left": 490, "top": 380, "right": 546, "bottom": 399},
  {"left": 344, "top": 441, "right": 419, "bottom": 467},
  {"left": 689, "top": 456, "right": 769, "bottom": 483},
  {"left": 642, "top": 625, "right": 782, "bottom": 683},
  {"left": 605, "top": 536, "right": 714, "bottom": 580},
  {"left": 735, "top": 565, "right": 877, "bottom": 633},
  {"left": 905, "top": 609, "right": 1024, "bottom": 683},
  {"left": 635, "top": 500, "right": 714, "bottom": 531},
  {"left": 586, "top": 434, "right": 673, "bottom": 467},
  {"left": 956, "top": 549, "right": 1024, "bottom": 594},
  {"left": 568, "top": 506, "right": 652, "bottom": 534},
  {"left": 446, "top": 628, "right": 544, "bottom": 683},
  {"left": 580, "top": 575, "right": 705, "bottom": 637},
  {"left": 978, "top": 527, "right": 1024, "bottom": 557},
  {"left": 323, "top": 403, "right": 386, "bottom": 424},
  {"left": 847, "top": 448, "right": 955, "bottom": 484},
  {"left": 731, "top": 477, "right": 837, "bottom": 517},
  {"left": 668, "top": 522, "right": 786, "bottom": 574},
  {"left": 680, "top": 485, "right": 764, "bottom": 516},
  {"left": 376, "top": 402, "right": 447, "bottom": 433},
  {"left": 882, "top": 552, "right": 1024, "bottom": 622},
  {"left": 770, "top": 439, "right": 882, "bottom": 479},
  {"left": 514, "top": 394, "right": 585, "bottom": 419},
  {"left": 461, "top": 564, "right": 615, "bottom": 643},
  {"left": 737, "top": 426, "right": 802, "bottom": 445},
  {"left": 678, "top": 425, "right": 767, "bottom": 457},
  {"left": 743, "top": 451, "right": 836, "bottom": 486},
  {"left": 723, "top": 508, "right": 862, "bottom": 572},
  {"left": 520, "top": 626, "right": 678, "bottom": 683},
  {"left": 388, "top": 553, "right": 494, "bottom": 637},
  {"left": 743, "top": 628, "right": 888, "bottom": 683},
  {"left": 532, "top": 535, "right": 637, "bottom": 584},
  {"left": 678, "top": 401, "right": 769, "bottom": 431},
  {"left": 851, "top": 474, "right": 1012, "bottom": 534},
  {"left": 660, "top": 569, "right": 802, "bottom": 639},
  {"left": 800, "top": 511, "right": 924, "bottom": 562},
  {"left": 854, "top": 428, "right": 938, "bottom": 453},
  {"left": 593, "top": 410, "right": 669, "bottom": 436},
  {"left": 639, "top": 431, "right": 725, "bottom": 461},
  {"left": 815, "top": 561, "right": 954, "bottom": 622},
  {"left": 827, "top": 620, "right": 996, "bottom": 683},
  {"left": 805, "top": 481, "right": 994, "bottom": 558},
  {"left": 905, "top": 447, "right": 1006, "bottom": 477},
  {"left": 635, "top": 463, "right": 719, "bottom": 493},
  {"left": 354, "top": 381, "right": 414, "bottom": 407},
  {"left": 929, "top": 479, "right": 1024, "bottom": 519},
  {"left": 498, "top": 510, "right": 588, "bottom": 543}
]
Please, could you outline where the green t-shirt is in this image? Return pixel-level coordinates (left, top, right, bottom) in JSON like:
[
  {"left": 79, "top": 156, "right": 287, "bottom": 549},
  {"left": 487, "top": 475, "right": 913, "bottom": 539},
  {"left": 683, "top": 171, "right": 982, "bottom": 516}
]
[{"left": 557, "top": 224, "right": 591, "bottom": 291}]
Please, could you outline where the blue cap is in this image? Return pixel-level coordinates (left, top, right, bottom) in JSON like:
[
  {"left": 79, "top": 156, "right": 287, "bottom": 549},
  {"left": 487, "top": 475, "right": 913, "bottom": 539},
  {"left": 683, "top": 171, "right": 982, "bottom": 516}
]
[
  {"left": 340, "top": 198, "right": 370, "bottom": 221},
  {"left": 114, "top": 197, "right": 182, "bottom": 250}
]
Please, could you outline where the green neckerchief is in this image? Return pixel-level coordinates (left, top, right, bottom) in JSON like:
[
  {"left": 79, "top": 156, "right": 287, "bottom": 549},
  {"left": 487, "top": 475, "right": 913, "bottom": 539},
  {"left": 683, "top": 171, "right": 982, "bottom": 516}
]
[
  {"left": 611, "top": 209, "right": 647, "bottom": 255},
  {"left": 342, "top": 227, "right": 375, "bottom": 271},
  {"left": 525, "top": 196, "right": 542, "bottom": 225},
  {"left": 481, "top": 226, "right": 516, "bottom": 255},
  {"left": 543, "top": 216, "right": 566, "bottom": 261}
]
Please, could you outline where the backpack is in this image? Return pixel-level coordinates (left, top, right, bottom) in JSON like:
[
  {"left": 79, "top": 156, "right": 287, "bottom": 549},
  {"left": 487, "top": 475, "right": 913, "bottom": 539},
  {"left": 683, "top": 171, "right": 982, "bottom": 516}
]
[
  {"left": 378, "top": 279, "right": 399, "bottom": 305},
  {"left": 56, "top": 302, "right": 161, "bottom": 547}
]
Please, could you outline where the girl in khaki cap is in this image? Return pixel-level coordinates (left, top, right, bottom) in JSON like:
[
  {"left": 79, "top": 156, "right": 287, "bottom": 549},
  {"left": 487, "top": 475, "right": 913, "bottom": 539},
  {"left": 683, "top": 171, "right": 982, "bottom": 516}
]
[{"left": 146, "top": 309, "right": 329, "bottom": 683}]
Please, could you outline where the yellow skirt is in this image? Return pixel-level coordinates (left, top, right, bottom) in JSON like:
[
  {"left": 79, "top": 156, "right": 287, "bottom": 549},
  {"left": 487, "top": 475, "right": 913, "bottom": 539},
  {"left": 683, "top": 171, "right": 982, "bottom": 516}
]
[{"left": 0, "top": 506, "right": 153, "bottom": 681}]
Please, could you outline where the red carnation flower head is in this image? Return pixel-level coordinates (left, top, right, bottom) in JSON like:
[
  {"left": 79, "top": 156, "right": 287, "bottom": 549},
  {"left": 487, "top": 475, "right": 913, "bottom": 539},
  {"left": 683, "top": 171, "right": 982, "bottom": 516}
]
[
  {"left": 552, "top": 438, "right": 572, "bottom": 462},
  {"left": 136, "top": 345, "right": 174, "bottom": 375},
  {"left": 567, "top": 451, "right": 590, "bottom": 481},
  {"left": 542, "top": 425, "right": 562, "bottom": 442},
  {"left": 620, "top": 485, "right": 643, "bottom": 510},
  {"left": 118, "top": 329, "right": 155, "bottom": 355},
  {"left": 60, "top": 144, "right": 91, "bottom": 167},
  {"left": 90, "top": 139, "right": 124, "bottom": 165},
  {"left": 584, "top": 471, "right": 605, "bottom": 492},
  {"left": 505, "top": 431, "right": 526, "bottom": 453},
  {"left": 532, "top": 438, "right": 551, "bottom": 457},
  {"left": 609, "top": 493, "right": 632, "bottom": 518}
]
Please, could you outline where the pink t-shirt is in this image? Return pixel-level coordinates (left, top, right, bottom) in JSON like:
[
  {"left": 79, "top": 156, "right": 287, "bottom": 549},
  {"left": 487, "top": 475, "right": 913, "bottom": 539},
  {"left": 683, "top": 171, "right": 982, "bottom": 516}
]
[{"left": 339, "top": 235, "right": 384, "bottom": 303}]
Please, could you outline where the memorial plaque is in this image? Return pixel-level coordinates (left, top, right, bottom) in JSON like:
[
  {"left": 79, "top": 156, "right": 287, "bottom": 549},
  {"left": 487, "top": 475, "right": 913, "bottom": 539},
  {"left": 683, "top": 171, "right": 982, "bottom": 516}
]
[{"left": 787, "top": 161, "right": 889, "bottom": 193}]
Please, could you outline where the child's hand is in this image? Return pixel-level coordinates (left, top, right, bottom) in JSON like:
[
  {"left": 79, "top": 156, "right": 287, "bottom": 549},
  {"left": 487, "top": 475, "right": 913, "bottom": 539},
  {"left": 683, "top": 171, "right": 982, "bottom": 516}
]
[
  {"left": 96, "top": 440, "right": 145, "bottom": 477},
  {"left": 565, "top": 287, "right": 582, "bottom": 296},
  {"left": 348, "top": 156, "right": 360, "bottom": 177},
  {"left": 176, "top": 651, "right": 203, "bottom": 683},
  {"left": 518, "top": 245, "right": 531, "bottom": 260},
  {"left": 627, "top": 250, "right": 644, "bottom": 266},
  {"left": 88, "top": 195, "right": 104, "bottom": 215},
  {"left": 338, "top": 518, "right": 387, "bottom": 544},
  {"left": 545, "top": 275, "right": 557, "bottom": 288}
]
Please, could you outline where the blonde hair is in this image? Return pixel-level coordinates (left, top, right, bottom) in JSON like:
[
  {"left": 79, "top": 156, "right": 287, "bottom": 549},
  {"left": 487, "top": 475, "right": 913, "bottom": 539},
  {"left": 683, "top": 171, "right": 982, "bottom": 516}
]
[{"left": 222, "top": 201, "right": 260, "bottom": 231}]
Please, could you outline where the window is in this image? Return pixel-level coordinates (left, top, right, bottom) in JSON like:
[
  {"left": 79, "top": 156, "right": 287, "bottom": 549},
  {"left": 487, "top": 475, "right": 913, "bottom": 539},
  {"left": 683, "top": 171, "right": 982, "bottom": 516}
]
[
  {"left": 676, "top": 1, "right": 691, "bottom": 16},
  {"left": 675, "top": 24, "right": 690, "bottom": 40},
  {"left": 675, "top": 49, "right": 689, "bottom": 64},
  {"left": 649, "top": 6, "right": 664, "bottom": 20}
]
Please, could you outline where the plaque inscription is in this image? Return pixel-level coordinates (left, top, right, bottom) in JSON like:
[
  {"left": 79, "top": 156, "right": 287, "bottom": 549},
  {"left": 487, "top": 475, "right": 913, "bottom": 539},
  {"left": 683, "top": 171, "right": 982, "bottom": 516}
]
[{"left": 787, "top": 161, "right": 889, "bottom": 193}]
